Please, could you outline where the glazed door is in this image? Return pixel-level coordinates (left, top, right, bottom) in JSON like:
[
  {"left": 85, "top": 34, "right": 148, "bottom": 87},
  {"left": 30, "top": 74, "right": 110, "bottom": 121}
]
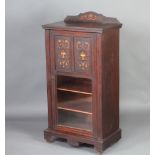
[{"left": 56, "top": 75, "right": 93, "bottom": 132}]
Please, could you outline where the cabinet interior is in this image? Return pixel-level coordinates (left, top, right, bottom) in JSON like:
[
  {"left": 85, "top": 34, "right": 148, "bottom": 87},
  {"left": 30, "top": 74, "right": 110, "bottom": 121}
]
[{"left": 56, "top": 75, "right": 93, "bottom": 131}]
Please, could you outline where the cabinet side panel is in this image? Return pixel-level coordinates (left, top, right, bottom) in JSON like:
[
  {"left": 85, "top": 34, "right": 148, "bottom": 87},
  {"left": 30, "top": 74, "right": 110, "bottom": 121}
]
[
  {"left": 94, "top": 34, "right": 104, "bottom": 139},
  {"left": 102, "top": 29, "right": 120, "bottom": 138},
  {"left": 45, "top": 30, "right": 53, "bottom": 128}
]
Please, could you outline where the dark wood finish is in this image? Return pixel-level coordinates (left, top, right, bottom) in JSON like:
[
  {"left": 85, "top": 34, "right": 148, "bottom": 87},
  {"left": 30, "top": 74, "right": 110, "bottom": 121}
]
[
  {"left": 43, "top": 12, "right": 122, "bottom": 154},
  {"left": 64, "top": 11, "right": 121, "bottom": 26}
]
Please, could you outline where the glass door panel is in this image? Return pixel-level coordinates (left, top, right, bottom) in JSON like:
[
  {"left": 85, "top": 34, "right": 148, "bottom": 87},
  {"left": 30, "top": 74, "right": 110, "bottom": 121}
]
[
  {"left": 58, "top": 109, "right": 92, "bottom": 131},
  {"left": 56, "top": 75, "right": 93, "bottom": 131}
]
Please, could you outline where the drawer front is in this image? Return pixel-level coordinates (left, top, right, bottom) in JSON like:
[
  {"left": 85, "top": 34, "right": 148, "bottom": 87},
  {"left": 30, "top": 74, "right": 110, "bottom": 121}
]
[
  {"left": 54, "top": 35, "right": 72, "bottom": 71},
  {"left": 74, "top": 37, "right": 92, "bottom": 73}
]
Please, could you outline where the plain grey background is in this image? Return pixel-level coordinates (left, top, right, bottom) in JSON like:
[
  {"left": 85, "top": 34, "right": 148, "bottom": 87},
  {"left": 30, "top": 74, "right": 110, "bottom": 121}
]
[{"left": 6, "top": 0, "right": 150, "bottom": 155}]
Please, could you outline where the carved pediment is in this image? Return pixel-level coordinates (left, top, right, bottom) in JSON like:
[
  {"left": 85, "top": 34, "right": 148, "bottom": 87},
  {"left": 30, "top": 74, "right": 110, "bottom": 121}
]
[{"left": 64, "top": 11, "right": 122, "bottom": 27}]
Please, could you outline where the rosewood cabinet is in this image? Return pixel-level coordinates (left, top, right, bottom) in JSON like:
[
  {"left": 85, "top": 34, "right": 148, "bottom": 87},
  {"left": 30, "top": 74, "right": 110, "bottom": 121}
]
[{"left": 42, "top": 12, "right": 122, "bottom": 154}]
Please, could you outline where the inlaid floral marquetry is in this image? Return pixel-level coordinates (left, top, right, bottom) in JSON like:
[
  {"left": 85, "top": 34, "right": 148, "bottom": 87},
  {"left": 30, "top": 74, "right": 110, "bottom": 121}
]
[
  {"left": 80, "top": 51, "right": 86, "bottom": 60},
  {"left": 80, "top": 13, "right": 97, "bottom": 21},
  {"left": 55, "top": 36, "right": 72, "bottom": 71},
  {"left": 74, "top": 37, "right": 92, "bottom": 72}
]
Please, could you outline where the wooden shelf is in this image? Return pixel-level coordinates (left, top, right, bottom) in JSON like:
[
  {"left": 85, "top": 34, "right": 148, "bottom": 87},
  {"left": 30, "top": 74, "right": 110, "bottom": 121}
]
[
  {"left": 58, "top": 97, "right": 92, "bottom": 115},
  {"left": 57, "top": 83, "right": 92, "bottom": 95},
  {"left": 57, "top": 75, "right": 92, "bottom": 95}
]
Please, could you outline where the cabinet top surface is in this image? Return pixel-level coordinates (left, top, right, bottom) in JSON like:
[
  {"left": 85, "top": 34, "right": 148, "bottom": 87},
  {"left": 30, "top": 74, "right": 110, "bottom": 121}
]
[{"left": 42, "top": 11, "right": 122, "bottom": 32}]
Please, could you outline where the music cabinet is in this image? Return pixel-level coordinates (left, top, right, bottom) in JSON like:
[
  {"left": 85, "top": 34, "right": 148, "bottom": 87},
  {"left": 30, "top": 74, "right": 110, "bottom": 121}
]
[{"left": 42, "top": 12, "right": 122, "bottom": 154}]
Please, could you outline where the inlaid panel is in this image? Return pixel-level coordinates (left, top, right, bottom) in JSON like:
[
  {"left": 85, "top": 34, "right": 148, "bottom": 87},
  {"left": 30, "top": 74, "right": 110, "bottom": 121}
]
[
  {"left": 54, "top": 36, "right": 72, "bottom": 71},
  {"left": 74, "top": 37, "right": 92, "bottom": 73}
]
